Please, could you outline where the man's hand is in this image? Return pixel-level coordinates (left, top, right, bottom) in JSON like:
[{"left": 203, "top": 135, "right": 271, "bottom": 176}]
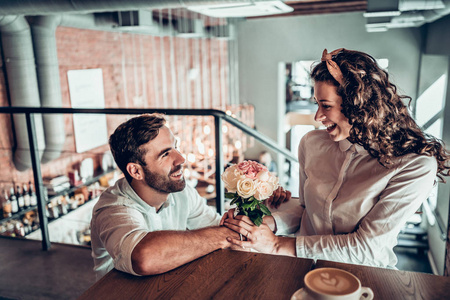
[
  {"left": 220, "top": 208, "right": 236, "bottom": 225},
  {"left": 266, "top": 186, "right": 291, "bottom": 209},
  {"left": 223, "top": 215, "right": 280, "bottom": 254},
  {"left": 223, "top": 215, "right": 296, "bottom": 257}
]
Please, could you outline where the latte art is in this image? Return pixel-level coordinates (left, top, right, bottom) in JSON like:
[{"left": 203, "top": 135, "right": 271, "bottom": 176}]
[
  {"left": 305, "top": 268, "right": 359, "bottom": 296},
  {"left": 294, "top": 268, "right": 374, "bottom": 300}
]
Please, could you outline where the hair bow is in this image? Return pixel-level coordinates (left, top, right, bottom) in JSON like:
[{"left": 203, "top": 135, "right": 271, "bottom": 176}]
[{"left": 321, "top": 48, "right": 344, "bottom": 85}]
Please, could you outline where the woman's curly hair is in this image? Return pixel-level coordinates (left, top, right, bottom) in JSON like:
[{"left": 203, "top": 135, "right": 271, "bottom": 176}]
[{"left": 310, "top": 49, "right": 450, "bottom": 182}]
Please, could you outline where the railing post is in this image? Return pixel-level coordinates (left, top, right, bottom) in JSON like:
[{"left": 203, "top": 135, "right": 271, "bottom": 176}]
[
  {"left": 214, "top": 115, "right": 224, "bottom": 215},
  {"left": 25, "top": 112, "right": 51, "bottom": 251}
]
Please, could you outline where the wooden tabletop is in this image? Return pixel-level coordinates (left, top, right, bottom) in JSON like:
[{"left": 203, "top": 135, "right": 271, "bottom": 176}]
[
  {"left": 79, "top": 249, "right": 314, "bottom": 300},
  {"left": 315, "top": 260, "right": 450, "bottom": 300}
]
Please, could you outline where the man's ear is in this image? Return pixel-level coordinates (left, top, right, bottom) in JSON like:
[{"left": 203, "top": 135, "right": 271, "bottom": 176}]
[{"left": 126, "top": 163, "right": 144, "bottom": 181}]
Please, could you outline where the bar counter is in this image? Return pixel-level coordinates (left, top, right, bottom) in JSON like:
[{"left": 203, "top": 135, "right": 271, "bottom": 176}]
[
  {"left": 79, "top": 249, "right": 313, "bottom": 299},
  {"left": 79, "top": 249, "right": 450, "bottom": 300}
]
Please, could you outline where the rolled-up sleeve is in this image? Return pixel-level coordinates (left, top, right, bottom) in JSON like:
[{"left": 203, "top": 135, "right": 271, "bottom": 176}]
[{"left": 94, "top": 205, "right": 149, "bottom": 275}]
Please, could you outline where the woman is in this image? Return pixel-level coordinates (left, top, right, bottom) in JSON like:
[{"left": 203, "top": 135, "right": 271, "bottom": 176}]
[{"left": 222, "top": 48, "right": 450, "bottom": 268}]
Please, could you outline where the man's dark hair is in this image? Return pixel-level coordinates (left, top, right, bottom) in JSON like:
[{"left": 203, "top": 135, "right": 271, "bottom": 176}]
[{"left": 109, "top": 113, "right": 166, "bottom": 182}]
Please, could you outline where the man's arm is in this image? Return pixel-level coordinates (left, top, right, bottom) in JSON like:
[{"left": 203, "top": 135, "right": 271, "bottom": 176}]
[{"left": 131, "top": 226, "right": 238, "bottom": 275}]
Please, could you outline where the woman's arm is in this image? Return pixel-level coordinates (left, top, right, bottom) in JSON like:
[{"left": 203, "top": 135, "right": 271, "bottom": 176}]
[
  {"left": 225, "top": 155, "right": 437, "bottom": 267},
  {"left": 296, "top": 155, "right": 437, "bottom": 267}
]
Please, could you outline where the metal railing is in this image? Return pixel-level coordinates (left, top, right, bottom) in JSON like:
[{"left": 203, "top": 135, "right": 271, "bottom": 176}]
[{"left": 0, "top": 106, "right": 298, "bottom": 250}]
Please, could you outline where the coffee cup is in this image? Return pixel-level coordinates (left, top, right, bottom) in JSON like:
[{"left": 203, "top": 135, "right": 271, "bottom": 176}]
[{"left": 292, "top": 268, "right": 374, "bottom": 300}]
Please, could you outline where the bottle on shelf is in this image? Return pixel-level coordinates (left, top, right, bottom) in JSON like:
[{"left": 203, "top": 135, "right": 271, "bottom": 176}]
[
  {"left": 2, "top": 190, "right": 12, "bottom": 218},
  {"left": 14, "top": 220, "right": 25, "bottom": 237},
  {"left": 29, "top": 182, "right": 37, "bottom": 207},
  {"left": 16, "top": 185, "right": 25, "bottom": 211},
  {"left": 23, "top": 183, "right": 31, "bottom": 208},
  {"left": 9, "top": 187, "right": 19, "bottom": 214},
  {"left": 22, "top": 216, "right": 32, "bottom": 235},
  {"left": 57, "top": 196, "right": 68, "bottom": 215}
]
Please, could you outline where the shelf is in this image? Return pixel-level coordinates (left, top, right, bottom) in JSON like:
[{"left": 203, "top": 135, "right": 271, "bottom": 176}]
[
  {"left": 25, "top": 197, "right": 99, "bottom": 243},
  {"left": 45, "top": 167, "right": 116, "bottom": 200},
  {"left": 25, "top": 196, "right": 98, "bottom": 238},
  {"left": 0, "top": 168, "right": 117, "bottom": 226},
  {"left": 1, "top": 206, "right": 38, "bottom": 223}
]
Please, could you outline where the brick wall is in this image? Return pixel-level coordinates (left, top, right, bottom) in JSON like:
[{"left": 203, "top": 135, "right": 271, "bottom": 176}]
[{"left": 0, "top": 26, "right": 229, "bottom": 192}]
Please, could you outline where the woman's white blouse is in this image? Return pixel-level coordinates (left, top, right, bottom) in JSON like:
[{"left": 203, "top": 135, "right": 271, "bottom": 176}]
[{"left": 272, "top": 130, "right": 437, "bottom": 268}]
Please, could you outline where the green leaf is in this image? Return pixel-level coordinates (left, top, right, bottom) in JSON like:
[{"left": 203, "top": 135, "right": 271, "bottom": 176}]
[
  {"left": 225, "top": 192, "right": 237, "bottom": 199},
  {"left": 253, "top": 216, "right": 263, "bottom": 227},
  {"left": 251, "top": 199, "right": 258, "bottom": 210},
  {"left": 230, "top": 198, "right": 238, "bottom": 205},
  {"left": 241, "top": 202, "right": 253, "bottom": 209},
  {"left": 259, "top": 203, "right": 272, "bottom": 216}
]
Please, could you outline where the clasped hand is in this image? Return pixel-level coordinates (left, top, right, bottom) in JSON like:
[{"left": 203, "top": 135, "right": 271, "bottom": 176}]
[
  {"left": 220, "top": 186, "right": 291, "bottom": 253},
  {"left": 221, "top": 211, "right": 278, "bottom": 254}
]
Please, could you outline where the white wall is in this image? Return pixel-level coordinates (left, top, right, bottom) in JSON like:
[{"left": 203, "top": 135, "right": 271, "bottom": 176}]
[
  {"left": 417, "top": 54, "right": 449, "bottom": 275},
  {"left": 237, "top": 12, "right": 422, "bottom": 160},
  {"left": 423, "top": 14, "right": 450, "bottom": 276}
]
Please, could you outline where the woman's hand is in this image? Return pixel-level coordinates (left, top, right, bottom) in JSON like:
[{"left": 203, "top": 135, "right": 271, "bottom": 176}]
[
  {"left": 220, "top": 208, "right": 236, "bottom": 226},
  {"left": 223, "top": 215, "right": 279, "bottom": 254},
  {"left": 266, "top": 186, "right": 291, "bottom": 209}
]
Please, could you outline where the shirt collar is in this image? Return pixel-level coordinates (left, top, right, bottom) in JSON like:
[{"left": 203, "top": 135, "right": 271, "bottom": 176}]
[
  {"left": 121, "top": 178, "right": 175, "bottom": 214},
  {"left": 158, "top": 195, "right": 175, "bottom": 213},
  {"left": 338, "top": 138, "right": 367, "bottom": 154}
]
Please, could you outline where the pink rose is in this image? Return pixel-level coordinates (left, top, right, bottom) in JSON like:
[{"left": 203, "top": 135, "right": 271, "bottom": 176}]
[
  {"left": 237, "top": 161, "right": 251, "bottom": 173},
  {"left": 245, "top": 166, "right": 258, "bottom": 179},
  {"left": 254, "top": 161, "right": 268, "bottom": 172},
  {"left": 237, "top": 160, "right": 267, "bottom": 179}
]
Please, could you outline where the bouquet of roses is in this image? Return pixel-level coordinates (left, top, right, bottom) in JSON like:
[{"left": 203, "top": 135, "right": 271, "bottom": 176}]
[{"left": 221, "top": 160, "right": 279, "bottom": 226}]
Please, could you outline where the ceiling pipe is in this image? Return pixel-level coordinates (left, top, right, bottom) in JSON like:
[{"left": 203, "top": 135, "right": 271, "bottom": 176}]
[
  {"left": 0, "top": 0, "right": 182, "bottom": 15},
  {"left": 0, "top": 0, "right": 258, "bottom": 16},
  {"left": 30, "top": 15, "right": 65, "bottom": 164},
  {"left": 0, "top": 13, "right": 118, "bottom": 170},
  {"left": 28, "top": 14, "right": 118, "bottom": 163},
  {"left": 0, "top": 15, "right": 46, "bottom": 171}
]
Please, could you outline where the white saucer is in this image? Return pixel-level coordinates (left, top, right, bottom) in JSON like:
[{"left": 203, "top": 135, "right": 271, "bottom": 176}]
[{"left": 290, "top": 288, "right": 310, "bottom": 300}]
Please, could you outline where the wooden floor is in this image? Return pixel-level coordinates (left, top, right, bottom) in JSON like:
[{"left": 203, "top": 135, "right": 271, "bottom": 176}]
[
  {"left": 0, "top": 236, "right": 432, "bottom": 300},
  {"left": 0, "top": 237, "right": 96, "bottom": 300}
]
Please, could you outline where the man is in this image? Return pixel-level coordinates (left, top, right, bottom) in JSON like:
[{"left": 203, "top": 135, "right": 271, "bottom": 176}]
[{"left": 90, "top": 113, "right": 239, "bottom": 279}]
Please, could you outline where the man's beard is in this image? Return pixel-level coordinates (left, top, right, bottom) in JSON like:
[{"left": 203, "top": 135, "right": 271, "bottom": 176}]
[{"left": 142, "top": 165, "right": 186, "bottom": 193}]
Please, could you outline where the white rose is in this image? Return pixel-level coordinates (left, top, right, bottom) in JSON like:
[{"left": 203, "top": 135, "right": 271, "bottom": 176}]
[
  {"left": 256, "top": 170, "right": 270, "bottom": 182},
  {"left": 268, "top": 173, "right": 279, "bottom": 190},
  {"left": 254, "top": 181, "right": 275, "bottom": 200},
  {"left": 221, "top": 165, "right": 241, "bottom": 192},
  {"left": 237, "top": 178, "right": 257, "bottom": 199}
]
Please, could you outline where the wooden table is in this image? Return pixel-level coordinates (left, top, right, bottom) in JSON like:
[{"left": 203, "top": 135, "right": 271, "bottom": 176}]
[
  {"left": 79, "top": 249, "right": 314, "bottom": 300},
  {"left": 316, "top": 260, "right": 450, "bottom": 300},
  {"left": 79, "top": 250, "right": 450, "bottom": 300}
]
